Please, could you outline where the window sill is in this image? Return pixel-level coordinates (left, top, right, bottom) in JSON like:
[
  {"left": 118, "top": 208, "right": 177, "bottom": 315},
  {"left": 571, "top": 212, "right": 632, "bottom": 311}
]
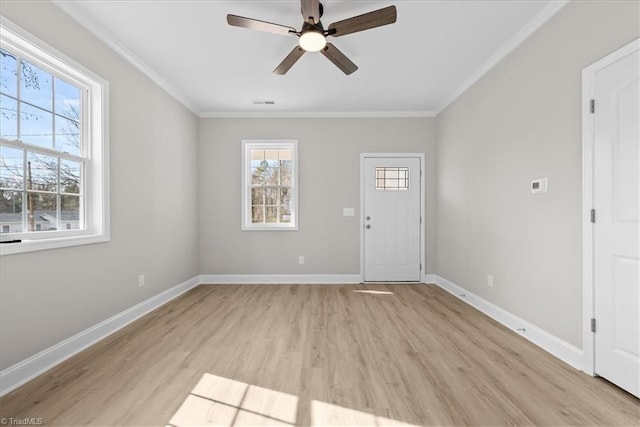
[
  {"left": 0, "top": 233, "right": 109, "bottom": 256},
  {"left": 241, "top": 225, "right": 299, "bottom": 231}
]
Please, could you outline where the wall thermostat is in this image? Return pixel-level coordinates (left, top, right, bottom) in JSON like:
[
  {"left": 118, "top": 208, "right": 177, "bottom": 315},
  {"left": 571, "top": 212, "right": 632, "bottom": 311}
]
[{"left": 531, "top": 178, "right": 548, "bottom": 193}]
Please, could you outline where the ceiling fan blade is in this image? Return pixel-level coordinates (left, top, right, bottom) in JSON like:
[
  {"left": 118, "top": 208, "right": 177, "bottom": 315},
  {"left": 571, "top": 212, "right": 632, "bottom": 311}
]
[
  {"left": 320, "top": 43, "right": 358, "bottom": 75},
  {"left": 227, "top": 14, "right": 297, "bottom": 37},
  {"left": 273, "top": 47, "right": 306, "bottom": 75},
  {"left": 328, "top": 5, "right": 397, "bottom": 37},
  {"left": 301, "top": 0, "right": 320, "bottom": 23}
]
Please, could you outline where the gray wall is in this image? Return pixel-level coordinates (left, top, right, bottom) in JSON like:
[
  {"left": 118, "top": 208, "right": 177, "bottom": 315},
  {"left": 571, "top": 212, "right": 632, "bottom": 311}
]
[
  {"left": 0, "top": 2, "right": 199, "bottom": 370},
  {"left": 435, "top": 0, "right": 639, "bottom": 348},
  {"left": 198, "top": 118, "right": 436, "bottom": 275}
]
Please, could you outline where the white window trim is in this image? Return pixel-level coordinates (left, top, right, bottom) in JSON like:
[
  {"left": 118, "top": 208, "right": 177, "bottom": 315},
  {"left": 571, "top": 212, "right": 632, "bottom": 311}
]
[
  {"left": 241, "top": 140, "right": 298, "bottom": 231},
  {"left": 0, "top": 17, "right": 109, "bottom": 255}
]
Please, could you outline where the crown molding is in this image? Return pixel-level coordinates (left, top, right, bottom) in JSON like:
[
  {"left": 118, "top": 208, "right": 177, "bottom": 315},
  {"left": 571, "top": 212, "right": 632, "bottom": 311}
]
[
  {"left": 52, "top": 0, "right": 199, "bottom": 115},
  {"left": 434, "top": 0, "right": 570, "bottom": 115},
  {"left": 199, "top": 110, "right": 436, "bottom": 119}
]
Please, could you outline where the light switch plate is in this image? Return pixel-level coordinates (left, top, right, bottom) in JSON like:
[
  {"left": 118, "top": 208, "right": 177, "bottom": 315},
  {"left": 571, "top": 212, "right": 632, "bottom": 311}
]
[{"left": 343, "top": 208, "right": 355, "bottom": 217}]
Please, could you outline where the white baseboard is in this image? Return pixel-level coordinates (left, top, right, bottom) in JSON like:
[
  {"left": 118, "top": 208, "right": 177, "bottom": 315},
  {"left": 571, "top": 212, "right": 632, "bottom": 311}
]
[
  {"left": 423, "top": 273, "right": 437, "bottom": 284},
  {"left": 199, "top": 274, "right": 362, "bottom": 284},
  {"left": 0, "top": 276, "right": 200, "bottom": 397},
  {"left": 433, "top": 275, "right": 584, "bottom": 371}
]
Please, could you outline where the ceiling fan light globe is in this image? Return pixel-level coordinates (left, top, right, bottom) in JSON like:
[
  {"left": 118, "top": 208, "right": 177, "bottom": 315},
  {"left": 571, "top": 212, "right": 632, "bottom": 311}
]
[{"left": 299, "top": 31, "right": 326, "bottom": 52}]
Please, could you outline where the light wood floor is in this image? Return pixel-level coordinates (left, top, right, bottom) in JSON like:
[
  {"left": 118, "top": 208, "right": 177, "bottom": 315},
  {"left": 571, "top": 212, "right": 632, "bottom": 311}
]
[{"left": 1, "top": 284, "right": 638, "bottom": 426}]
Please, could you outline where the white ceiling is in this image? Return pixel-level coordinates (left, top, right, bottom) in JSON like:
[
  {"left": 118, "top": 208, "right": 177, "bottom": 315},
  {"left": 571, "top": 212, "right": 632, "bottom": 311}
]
[{"left": 52, "top": 0, "right": 567, "bottom": 117}]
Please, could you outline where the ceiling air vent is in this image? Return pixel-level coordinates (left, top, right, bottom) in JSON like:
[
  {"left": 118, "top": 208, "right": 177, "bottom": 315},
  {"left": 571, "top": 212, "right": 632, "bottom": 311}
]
[{"left": 252, "top": 99, "right": 276, "bottom": 105}]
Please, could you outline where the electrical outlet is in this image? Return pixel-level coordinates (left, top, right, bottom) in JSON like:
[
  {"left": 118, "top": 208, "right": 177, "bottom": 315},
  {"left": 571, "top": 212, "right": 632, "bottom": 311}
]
[
  {"left": 487, "top": 274, "right": 494, "bottom": 288},
  {"left": 138, "top": 274, "right": 145, "bottom": 287},
  {"left": 298, "top": 256, "right": 304, "bottom": 265}
]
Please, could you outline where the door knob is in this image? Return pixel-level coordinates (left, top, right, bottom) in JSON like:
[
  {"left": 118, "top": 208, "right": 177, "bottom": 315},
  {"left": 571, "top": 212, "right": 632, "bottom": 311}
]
[
  {"left": 366, "top": 224, "right": 371, "bottom": 229},
  {"left": 366, "top": 216, "right": 371, "bottom": 221}
]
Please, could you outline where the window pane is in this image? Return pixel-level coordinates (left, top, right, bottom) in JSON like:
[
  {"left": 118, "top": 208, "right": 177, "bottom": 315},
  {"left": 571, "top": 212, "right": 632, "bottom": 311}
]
[
  {"left": 266, "top": 168, "right": 279, "bottom": 185},
  {"left": 251, "top": 188, "right": 264, "bottom": 205},
  {"left": 61, "top": 194, "right": 81, "bottom": 229},
  {"left": 0, "top": 190, "right": 23, "bottom": 233},
  {"left": 250, "top": 148, "right": 264, "bottom": 163},
  {"left": 280, "top": 187, "right": 291, "bottom": 207},
  {"left": 55, "top": 115, "right": 80, "bottom": 155},
  {"left": 265, "top": 206, "right": 278, "bottom": 223},
  {"left": 60, "top": 159, "right": 80, "bottom": 194},
  {"left": 27, "top": 151, "right": 57, "bottom": 192},
  {"left": 280, "top": 161, "right": 292, "bottom": 186},
  {"left": 251, "top": 165, "right": 268, "bottom": 186},
  {"left": 265, "top": 187, "right": 278, "bottom": 206},
  {"left": 0, "top": 49, "right": 17, "bottom": 97},
  {"left": 27, "top": 192, "right": 57, "bottom": 231},
  {"left": 54, "top": 77, "right": 81, "bottom": 120},
  {"left": 279, "top": 205, "right": 291, "bottom": 223},
  {"left": 278, "top": 149, "right": 292, "bottom": 161},
  {"left": 0, "top": 95, "right": 18, "bottom": 140},
  {"left": 264, "top": 149, "right": 279, "bottom": 167},
  {"left": 20, "top": 59, "right": 53, "bottom": 111},
  {"left": 0, "top": 146, "right": 23, "bottom": 189},
  {"left": 21, "top": 102, "right": 53, "bottom": 148},
  {"left": 251, "top": 206, "right": 264, "bottom": 223}
]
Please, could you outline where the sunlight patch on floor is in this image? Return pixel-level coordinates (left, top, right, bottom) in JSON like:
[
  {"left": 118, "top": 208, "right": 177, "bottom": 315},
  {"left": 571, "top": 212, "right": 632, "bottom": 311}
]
[
  {"left": 169, "top": 373, "right": 297, "bottom": 426},
  {"left": 352, "top": 290, "right": 395, "bottom": 295},
  {"left": 310, "top": 400, "right": 419, "bottom": 427},
  {"left": 168, "top": 373, "right": 418, "bottom": 427}
]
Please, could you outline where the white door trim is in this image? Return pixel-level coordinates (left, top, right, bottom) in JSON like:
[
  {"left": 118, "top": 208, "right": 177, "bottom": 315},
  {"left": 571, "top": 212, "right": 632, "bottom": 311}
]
[
  {"left": 581, "top": 37, "right": 640, "bottom": 376},
  {"left": 360, "top": 153, "right": 426, "bottom": 283}
]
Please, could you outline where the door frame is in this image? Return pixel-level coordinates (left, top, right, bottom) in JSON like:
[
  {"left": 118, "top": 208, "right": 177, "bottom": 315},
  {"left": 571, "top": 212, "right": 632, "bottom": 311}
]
[
  {"left": 581, "top": 38, "right": 639, "bottom": 376},
  {"left": 360, "top": 153, "right": 426, "bottom": 283}
]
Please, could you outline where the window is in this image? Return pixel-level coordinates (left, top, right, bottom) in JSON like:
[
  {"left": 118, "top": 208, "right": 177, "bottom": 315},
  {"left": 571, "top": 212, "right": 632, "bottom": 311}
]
[
  {"left": 241, "top": 140, "right": 297, "bottom": 230},
  {"left": 375, "top": 167, "right": 409, "bottom": 191},
  {"left": 0, "top": 19, "right": 109, "bottom": 255}
]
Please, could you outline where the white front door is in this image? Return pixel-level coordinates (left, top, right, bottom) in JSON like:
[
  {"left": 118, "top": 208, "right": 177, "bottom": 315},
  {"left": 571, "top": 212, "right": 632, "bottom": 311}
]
[
  {"left": 363, "top": 156, "right": 421, "bottom": 282},
  {"left": 593, "top": 43, "right": 639, "bottom": 397}
]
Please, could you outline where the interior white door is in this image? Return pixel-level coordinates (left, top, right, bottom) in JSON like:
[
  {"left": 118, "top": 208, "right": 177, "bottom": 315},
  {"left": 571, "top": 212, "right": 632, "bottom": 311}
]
[
  {"left": 363, "top": 157, "right": 421, "bottom": 281},
  {"left": 593, "top": 46, "right": 639, "bottom": 397}
]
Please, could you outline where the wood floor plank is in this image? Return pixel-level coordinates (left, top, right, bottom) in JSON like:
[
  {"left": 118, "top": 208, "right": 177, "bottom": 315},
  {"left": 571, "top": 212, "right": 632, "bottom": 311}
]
[{"left": 0, "top": 284, "right": 638, "bottom": 426}]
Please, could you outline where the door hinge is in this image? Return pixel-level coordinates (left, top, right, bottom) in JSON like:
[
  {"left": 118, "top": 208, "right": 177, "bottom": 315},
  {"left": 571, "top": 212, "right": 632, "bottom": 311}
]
[
  {"left": 591, "top": 318, "right": 596, "bottom": 333},
  {"left": 590, "top": 99, "right": 595, "bottom": 114},
  {"left": 420, "top": 263, "right": 422, "bottom": 271},
  {"left": 590, "top": 209, "right": 596, "bottom": 223}
]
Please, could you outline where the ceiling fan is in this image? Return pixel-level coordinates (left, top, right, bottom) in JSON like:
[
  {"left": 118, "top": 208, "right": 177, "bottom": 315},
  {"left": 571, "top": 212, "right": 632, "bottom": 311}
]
[{"left": 227, "top": 0, "right": 397, "bottom": 75}]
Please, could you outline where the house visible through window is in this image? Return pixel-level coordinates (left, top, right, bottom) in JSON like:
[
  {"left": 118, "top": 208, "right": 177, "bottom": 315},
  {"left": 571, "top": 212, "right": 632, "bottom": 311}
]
[
  {"left": 0, "top": 19, "right": 108, "bottom": 254},
  {"left": 241, "top": 140, "right": 298, "bottom": 230}
]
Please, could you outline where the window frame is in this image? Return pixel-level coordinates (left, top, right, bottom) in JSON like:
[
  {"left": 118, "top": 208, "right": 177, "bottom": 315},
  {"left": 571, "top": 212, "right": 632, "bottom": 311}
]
[
  {"left": 0, "top": 17, "right": 109, "bottom": 255},
  {"left": 241, "top": 140, "right": 298, "bottom": 231}
]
